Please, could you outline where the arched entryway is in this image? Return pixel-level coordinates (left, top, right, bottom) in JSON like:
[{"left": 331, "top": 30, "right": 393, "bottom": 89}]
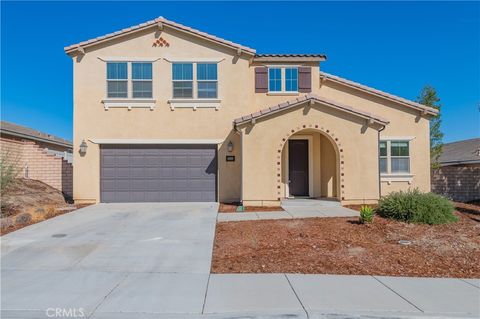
[{"left": 280, "top": 127, "right": 342, "bottom": 201}]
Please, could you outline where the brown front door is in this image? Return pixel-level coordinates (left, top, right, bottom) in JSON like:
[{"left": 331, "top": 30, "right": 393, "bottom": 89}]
[{"left": 288, "top": 139, "right": 309, "bottom": 196}]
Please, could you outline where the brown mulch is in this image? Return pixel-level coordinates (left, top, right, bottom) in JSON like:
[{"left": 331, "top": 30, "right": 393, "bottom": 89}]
[
  {"left": 219, "top": 203, "right": 284, "bottom": 213},
  {"left": 1, "top": 178, "right": 91, "bottom": 235},
  {"left": 212, "top": 203, "right": 480, "bottom": 278}
]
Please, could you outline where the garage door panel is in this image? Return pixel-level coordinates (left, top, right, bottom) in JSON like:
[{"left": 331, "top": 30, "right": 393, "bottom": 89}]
[{"left": 101, "top": 144, "right": 217, "bottom": 203}]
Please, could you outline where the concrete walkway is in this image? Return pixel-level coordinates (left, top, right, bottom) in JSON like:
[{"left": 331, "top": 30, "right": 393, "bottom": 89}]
[
  {"left": 2, "top": 203, "right": 478, "bottom": 319},
  {"left": 219, "top": 198, "right": 359, "bottom": 222}
]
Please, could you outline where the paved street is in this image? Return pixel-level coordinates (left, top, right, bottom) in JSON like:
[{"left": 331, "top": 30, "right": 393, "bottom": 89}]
[{"left": 1, "top": 203, "right": 478, "bottom": 318}]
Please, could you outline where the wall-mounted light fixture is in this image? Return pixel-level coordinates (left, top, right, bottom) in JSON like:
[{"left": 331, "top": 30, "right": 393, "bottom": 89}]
[
  {"left": 79, "top": 139, "right": 88, "bottom": 155},
  {"left": 227, "top": 141, "right": 234, "bottom": 153}
]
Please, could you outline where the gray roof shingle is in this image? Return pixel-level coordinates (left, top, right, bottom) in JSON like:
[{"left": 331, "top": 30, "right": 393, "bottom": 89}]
[
  {"left": 439, "top": 138, "right": 480, "bottom": 165},
  {"left": 0, "top": 121, "right": 72, "bottom": 148}
]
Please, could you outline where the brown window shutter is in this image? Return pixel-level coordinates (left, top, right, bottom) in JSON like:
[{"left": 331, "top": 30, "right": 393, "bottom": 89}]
[
  {"left": 298, "top": 67, "right": 312, "bottom": 93},
  {"left": 255, "top": 67, "right": 268, "bottom": 93}
]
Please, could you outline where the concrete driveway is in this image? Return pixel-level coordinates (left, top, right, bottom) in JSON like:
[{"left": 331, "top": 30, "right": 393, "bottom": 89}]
[{"left": 1, "top": 203, "right": 218, "bottom": 318}]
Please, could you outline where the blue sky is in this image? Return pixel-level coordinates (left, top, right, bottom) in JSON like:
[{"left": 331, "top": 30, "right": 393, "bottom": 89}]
[{"left": 1, "top": 1, "right": 479, "bottom": 143}]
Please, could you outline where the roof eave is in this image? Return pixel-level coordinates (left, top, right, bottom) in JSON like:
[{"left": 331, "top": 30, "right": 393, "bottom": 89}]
[
  {"left": 0, "top": 129, "right": 73, "bottom": 148},
  {"left": 320, "top": 72, "right": 439, "bottom": 116},
  {"left": 252, "top": 56, "right": 327, "bottom": 63},
  {"left": 64, "top": 17, "right": 256, "bottom": 56},
  {"left": 234, "top": 95, "right": 389, "bottom": 127}
]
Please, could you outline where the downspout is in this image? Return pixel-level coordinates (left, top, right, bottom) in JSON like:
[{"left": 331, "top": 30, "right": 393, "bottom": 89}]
[
  {"left": 377, "top": 124, "right": 386, "bottom": 200},
  {"left": 233, "top": 123, "right": 244, "bottom": 210}
]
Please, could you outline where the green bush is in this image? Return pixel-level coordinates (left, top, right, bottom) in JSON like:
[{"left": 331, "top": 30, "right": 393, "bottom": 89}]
[
  {"left": 0, "top": 152, "right": 20, "bottom": 192},
  {"left": 359, "top": 205, "right": 374, "bottom": 223},
  {"left": 377, "top": 189, "right": 457, "bottom": 225}
]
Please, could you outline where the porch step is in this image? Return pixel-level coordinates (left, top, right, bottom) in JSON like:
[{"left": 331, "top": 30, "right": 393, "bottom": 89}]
[{"left": 281, "top": 198, "right": 341, "bottom": 207}]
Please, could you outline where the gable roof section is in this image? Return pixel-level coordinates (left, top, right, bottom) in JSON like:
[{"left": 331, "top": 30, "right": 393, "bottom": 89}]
[
  {"left": 64, "top": 16, "right": 256, "bottom": 55},
  {"left": 0, "top": 121, "right": 72, "bottom": 148},
  {"left": 438, "top": 138, "right": 480, "bottom": 166},
  {"left": 234, "top": 94, "right": 389, "bottom": 127},
  {"left": 320, "top": 72, "right": 439, "bottom": 116}
]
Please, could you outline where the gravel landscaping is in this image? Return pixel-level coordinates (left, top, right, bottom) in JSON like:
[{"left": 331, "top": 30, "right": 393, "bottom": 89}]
[{"left": 212, "top": 203, "right": 480, "bottom": 278}]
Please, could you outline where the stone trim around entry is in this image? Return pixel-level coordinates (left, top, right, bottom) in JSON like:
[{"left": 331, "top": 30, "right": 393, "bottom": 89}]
[{"left": 276, "top": 124, "right": 346, "bottom": 201}]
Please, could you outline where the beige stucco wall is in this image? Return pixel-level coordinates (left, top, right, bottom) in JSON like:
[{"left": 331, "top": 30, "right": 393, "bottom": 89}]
[
  {"left": 239, "top": 104, "right": 381, "bottom": 206},
  {"left": 71, "top": 24, "right": 432, "bottom": 204}
]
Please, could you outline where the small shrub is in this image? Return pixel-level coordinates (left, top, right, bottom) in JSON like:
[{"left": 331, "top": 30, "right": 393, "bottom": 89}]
[
  {"left": 377, "top": 189, "right": 457, "bottom": 225},
  {"left": 0, "top": 152, "right": 20, "bottom": 192},
  {"left": 15, "top": 212, "right": 32, "bottom": 225},
  {"left": 359, "top": 205, "right": 374, "bottom": 223},
  {"left": 0, "top": 217, "right": 13, "bottom": 230}
]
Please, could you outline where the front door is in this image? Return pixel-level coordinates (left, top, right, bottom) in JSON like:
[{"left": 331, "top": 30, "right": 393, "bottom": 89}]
[{"left": 288, "top": 139, "right": 309, "bottom": 196}]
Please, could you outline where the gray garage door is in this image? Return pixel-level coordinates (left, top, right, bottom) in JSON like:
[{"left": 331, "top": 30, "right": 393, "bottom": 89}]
[{"left": 100, "top": 144, "right": 217, "bottom": 203}]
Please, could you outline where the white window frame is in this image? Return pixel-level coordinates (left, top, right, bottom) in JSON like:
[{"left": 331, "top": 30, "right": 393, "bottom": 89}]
[
  {"left": 105, "top": 61, "right": 153, "bottom": 100},
  {"left": 103, "top": 61, "right": 156, "bottom": 110},
  {"left": 197, "top": 63, "right": 218, "bottom": 99},
  {"left": 172, "top": 63, "right": 194, "bottom": 99},
  {"left": 131, "top": 62, "right": 153, "bottom": 99},
  {"left": 267, "top": 66, "right": 299, "bottom": 95},
  {"left": 106, "top": 62, "right": 128, "bottom": 99},
  {"left": 171, "top": 62, "right": 219, "bottom": 100},
  {"left": 380, "top": 138, "right": 414, "bottom": 183}
]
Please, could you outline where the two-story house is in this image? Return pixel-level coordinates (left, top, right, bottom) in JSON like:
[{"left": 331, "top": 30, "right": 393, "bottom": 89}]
[{"left": 65, "top": 17, "right": 437, "bottom": 205}]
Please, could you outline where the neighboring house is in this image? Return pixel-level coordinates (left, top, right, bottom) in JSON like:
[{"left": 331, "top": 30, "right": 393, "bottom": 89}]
[
  {"left": 432, "top": 138, "right": 480, "bottom": 202},
  {"left": 64, "top": 17, "right": 437, "bottom": 205},
  {"left": 0, "top": 121, "right": 73, "bottom": 197}
]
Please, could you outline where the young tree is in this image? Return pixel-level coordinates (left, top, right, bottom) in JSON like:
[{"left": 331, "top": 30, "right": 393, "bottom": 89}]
[{"left": 417, "top": 85, "right": 443, "bottom": 168}]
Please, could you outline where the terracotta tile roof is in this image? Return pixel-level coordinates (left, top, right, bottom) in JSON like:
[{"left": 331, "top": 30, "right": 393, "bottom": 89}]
[
  {"left": 0, "top": 121, "right": 72, "bottom": 148},
  {"left": 439, "top": 138, "right": 480, "bottom": 166},
  {"left": 320, "top": 71, "right": 439, "bottom": 115},
  {"left": 255, "top": 54, "right": 327, "bottom": 58},
  {"left": 64, "top": 17, "right": 256, "bottom": 55},
  {"left": 233, "top": 94, "right": 389, "bottom": 126},
  {"left": 253, "top": 54, "right": 327, "bottom": 62}
]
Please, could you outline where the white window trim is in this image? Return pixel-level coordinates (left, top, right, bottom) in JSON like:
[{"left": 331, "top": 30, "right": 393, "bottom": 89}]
[
  {"left": 131, "top": 62, "right": 153, "bottom": 99},
  {"left": 167, "top": 99, "right": 221, "bottom": 111},
  {"left": 380, "top": 139, "right": 413, "bottom": 183},
  {"left": 284, "top": 135, "right": 314, "bottom": 198},
  {"left": 98, "top": 57, "right": 161, "bottom": 62},
  {"left": 105, "top": 61, "right": 154, "bottom": 105},
  {"left": 164, "top": 57, "right": 225, "bottom": 63},
  {"left": 170, "top": 62, "right": 221, "bottom": 108},
  {"left": 267, "top": 66, "right": 299, "bottom": 94},
  {"left": 102, "top": 99, "right": 156, "bottom": 111}
]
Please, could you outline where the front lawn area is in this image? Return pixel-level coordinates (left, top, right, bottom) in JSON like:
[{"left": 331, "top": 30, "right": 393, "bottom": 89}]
[{"left": 211, "top": 203, "right": 480, "bottom": 278}]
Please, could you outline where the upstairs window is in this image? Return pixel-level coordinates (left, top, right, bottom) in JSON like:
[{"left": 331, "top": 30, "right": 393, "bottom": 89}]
[
  {"left": 107, "top": 62, "right": 128, "bottom": 98},
  {"left": 268, "top": 67, "right": 298, "bottom": 93},
  {"left": 379, "top": 140, "right": 410, "bottom": 174},
  {"left": 172, "top": 62, "right": 218, "bottom": 99},
  {"left": 132, "top": 63, "right": 152, "bottom": 98},
  {"left": 268, "top": 68, "right": 282, "bottom": 92},
  {"left": 172, "top": 63, "right": 193, "bottom": 98},
  {"left": 197, "top": 63, "right": 218, "bottom": 98},
  {"left": 285, "top": 68, "right": 298, "bottom": 92}
]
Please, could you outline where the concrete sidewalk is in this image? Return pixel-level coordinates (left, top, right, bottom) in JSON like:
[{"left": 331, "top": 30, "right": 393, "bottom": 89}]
[
  {"left": 218, "top": 198, "right": 359, "bottom": 222},
  {"left": 2, "top": 273, "right": 477, "bottom": 318}
]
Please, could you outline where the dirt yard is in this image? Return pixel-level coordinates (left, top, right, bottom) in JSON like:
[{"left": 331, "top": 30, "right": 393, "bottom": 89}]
[
  {"left": 1, "top": 178, "right": 88, "bottom": 235},
  {"left": 212, "top": 203, "right": 480, "bottom": 278}
]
